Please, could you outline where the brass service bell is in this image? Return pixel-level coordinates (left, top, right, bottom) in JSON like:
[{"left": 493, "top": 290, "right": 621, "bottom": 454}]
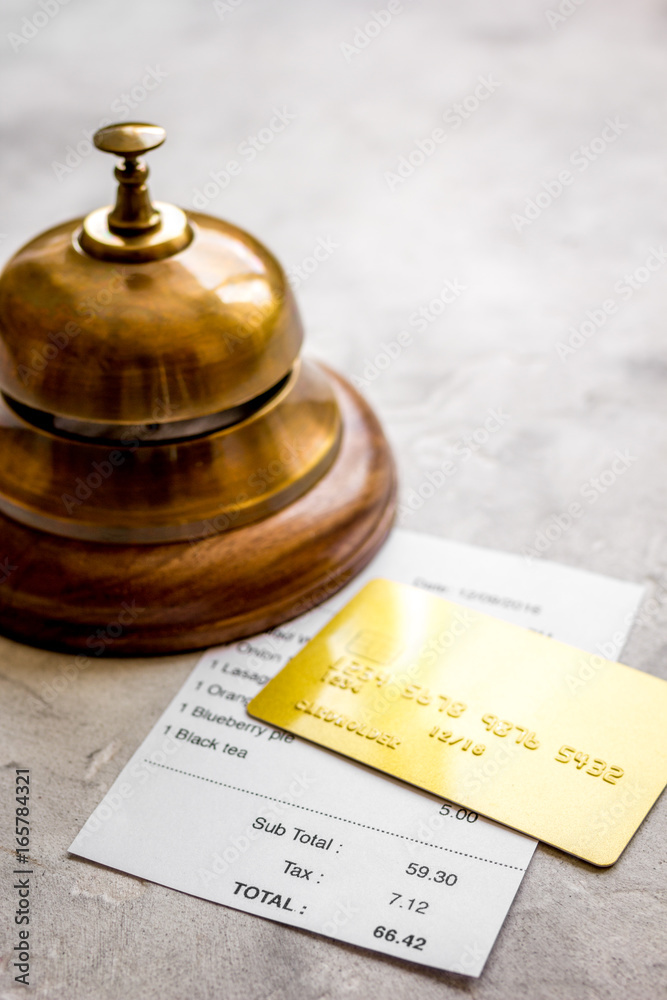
[{"left": 0, "top": 122, "right": 396, "bottom": 653}]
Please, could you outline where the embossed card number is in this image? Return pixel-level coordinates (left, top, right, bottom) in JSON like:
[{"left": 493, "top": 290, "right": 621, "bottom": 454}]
[
  {"left": 249, "top": 579, "right": 667, "bottom": 866},
  {"left": 554, "top": 745, "right": 624, "bottom": 784}
]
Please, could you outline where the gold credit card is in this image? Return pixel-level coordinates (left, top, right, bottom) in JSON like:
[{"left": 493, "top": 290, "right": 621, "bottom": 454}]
[{"left": 248, "top": 579, "right": 667, "bottom": 865}]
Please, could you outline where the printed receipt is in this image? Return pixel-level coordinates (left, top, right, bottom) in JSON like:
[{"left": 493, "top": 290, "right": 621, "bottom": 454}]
[{"left": 70, "top": 530, "right": 643, "bottom": 976}]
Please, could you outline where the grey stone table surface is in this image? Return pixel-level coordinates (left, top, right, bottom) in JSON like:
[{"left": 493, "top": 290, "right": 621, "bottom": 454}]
[{"left": 1, "top": 0, "right": 666, "bottom": 997}]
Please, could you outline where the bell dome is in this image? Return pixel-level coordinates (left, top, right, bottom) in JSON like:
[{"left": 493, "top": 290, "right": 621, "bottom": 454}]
[{"left": 0, "top": 123, "right": 302, "bottom": 424}]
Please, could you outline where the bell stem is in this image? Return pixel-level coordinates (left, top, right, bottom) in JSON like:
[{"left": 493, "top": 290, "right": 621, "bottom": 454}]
[{"left": 107, "top": 157, "right": 161, "bottom": 234}]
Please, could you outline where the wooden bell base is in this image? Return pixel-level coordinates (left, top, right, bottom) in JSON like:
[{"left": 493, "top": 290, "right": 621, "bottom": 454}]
[{"left": 0, "top": 369, "right": 396, "bottom": 655}]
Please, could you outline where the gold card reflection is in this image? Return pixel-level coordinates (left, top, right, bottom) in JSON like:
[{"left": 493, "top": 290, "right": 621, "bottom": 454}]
[{"left": 248, "top": 579, "right": 667, "bottom": 865}]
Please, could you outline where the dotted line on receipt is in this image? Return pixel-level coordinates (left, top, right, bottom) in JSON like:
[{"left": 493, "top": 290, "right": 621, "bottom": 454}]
[{"left": 146, "top": 761, "right": 527, "bottom": 871}]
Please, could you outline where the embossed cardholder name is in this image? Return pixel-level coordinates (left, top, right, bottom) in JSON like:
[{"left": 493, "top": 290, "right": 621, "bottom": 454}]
[{"left": 249, "top": 579, "right": 667, "bottom": 865}]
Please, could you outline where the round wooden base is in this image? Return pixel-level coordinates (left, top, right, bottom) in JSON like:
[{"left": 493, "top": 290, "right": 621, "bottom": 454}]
[{"left": 0, "top": 368, "right": 396, "bottom": 655}]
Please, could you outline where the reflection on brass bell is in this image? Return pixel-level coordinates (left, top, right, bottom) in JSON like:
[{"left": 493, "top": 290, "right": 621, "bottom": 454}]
[{"left": 0, "top": 122, "right": 396, "bottom": 653}]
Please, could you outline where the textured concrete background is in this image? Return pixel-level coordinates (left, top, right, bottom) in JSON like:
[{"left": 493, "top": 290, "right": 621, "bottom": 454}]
[{"left": 1, "top": 0, "right": 666, "bottom": 997}]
